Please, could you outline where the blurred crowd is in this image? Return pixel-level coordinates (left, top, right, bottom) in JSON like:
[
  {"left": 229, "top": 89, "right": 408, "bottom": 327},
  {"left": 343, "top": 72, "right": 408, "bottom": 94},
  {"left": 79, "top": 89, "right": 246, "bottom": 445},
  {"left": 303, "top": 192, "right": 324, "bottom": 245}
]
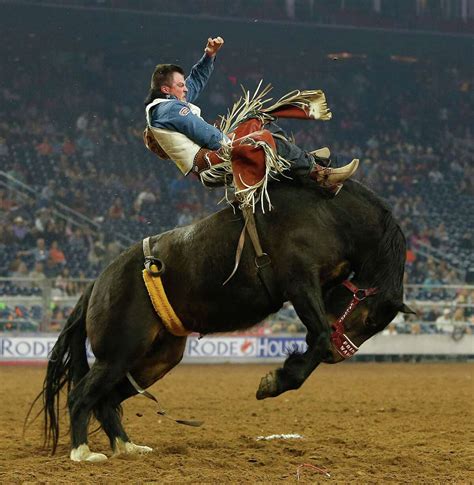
[
  {"left": 29, "top": 0, "right": 474, "bottom": 34},
  {"left": 0, "top": 27, "right": 473, "bottom": 333}
]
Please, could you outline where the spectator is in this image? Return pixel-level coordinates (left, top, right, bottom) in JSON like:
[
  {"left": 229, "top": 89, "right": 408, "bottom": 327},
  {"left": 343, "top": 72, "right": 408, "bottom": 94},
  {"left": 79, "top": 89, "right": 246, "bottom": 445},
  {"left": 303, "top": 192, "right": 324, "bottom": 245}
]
[
  {"left": 87, "top": 239, "right": 106, "bottom": 267},
  {"left": 452, "top": 308, "right": 468, "bottom": 336},
  {"left": 107, "top": 197, "right": 125, "bottom": 219},
  {"left": 39, "top": 181, "right": 56, "bottom": 206},
  {"left": 9, "top": 259, "right": 30, "bottom": 290},
  {"left": 436, "top": 308, "right": 452, "bottom": 334},
  {"left": 28, "top": 262, "right": 47, "bottom": 288},
  {"left": 0, "top": 188, "right": 17, "bottom": 213},
  {"left": 103, "top": 239, "right": 122, "bottom": 266},
  {"left": 35, "top": 208, "right": 54, "bottom": 234},
  {"left": 36, "top": 137, "right": 54, "bottom": 157},
  {"left": 53, "top": 267, "right": 71, "bottom": 296},
  {"left": 62, "top": 137, "right": 76, "bottom": 157},
  {"left": 11, "top": 216, "right": 32, "bottom": 247},
  {"left": 49, "top": 240, "right": 67, "bottom": 268},
  {"left": 17, "top": 237, "right": 48, "bottom": 264},
  {"left": 177, "top": 207, "right": 193, "bottom": 227},
  {"left": 134, "top": 188, "right": 157, "bottom": 214}
]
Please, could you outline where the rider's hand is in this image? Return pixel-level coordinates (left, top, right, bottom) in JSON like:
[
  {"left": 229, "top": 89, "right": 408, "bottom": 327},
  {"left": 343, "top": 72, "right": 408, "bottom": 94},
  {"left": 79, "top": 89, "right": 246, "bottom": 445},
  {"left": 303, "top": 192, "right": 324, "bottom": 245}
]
[{"left": 205, "top": 36, "right": 224, "bottom": 57}]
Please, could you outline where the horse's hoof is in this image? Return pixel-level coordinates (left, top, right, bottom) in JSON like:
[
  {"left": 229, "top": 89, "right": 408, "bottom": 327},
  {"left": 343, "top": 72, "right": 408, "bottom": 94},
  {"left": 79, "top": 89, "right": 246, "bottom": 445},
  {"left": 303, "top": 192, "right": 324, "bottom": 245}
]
[
  {"left": 256, "top": 371, "right": 279, "bottom": 400},
  {"left": 70, "top": 444, "right": 108, "bottom": 463},
  {"left": 113, "top": 438, "right": 153, "bottom": 456}
]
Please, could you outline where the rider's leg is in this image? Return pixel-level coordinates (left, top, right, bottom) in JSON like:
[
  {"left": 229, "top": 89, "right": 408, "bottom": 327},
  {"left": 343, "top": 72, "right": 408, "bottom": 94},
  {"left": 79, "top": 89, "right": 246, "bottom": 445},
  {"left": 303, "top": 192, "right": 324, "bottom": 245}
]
[{"left": 271, "top": 129, "right": 358, "bottom": 194}]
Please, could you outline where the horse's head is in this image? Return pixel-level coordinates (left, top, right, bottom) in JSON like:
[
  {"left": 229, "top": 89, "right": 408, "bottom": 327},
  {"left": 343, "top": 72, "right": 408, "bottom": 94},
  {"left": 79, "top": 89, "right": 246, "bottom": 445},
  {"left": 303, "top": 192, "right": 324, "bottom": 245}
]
[{"left": 323, "top": 278, "right": 415, "bottom": 363}]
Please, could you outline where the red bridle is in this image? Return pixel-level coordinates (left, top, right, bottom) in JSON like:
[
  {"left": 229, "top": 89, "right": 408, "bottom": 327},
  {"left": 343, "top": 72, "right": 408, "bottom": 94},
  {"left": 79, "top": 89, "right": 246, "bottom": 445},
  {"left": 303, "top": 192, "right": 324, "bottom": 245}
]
[{"left": 330, "top": 280, "right": 378, "bottom": 359}]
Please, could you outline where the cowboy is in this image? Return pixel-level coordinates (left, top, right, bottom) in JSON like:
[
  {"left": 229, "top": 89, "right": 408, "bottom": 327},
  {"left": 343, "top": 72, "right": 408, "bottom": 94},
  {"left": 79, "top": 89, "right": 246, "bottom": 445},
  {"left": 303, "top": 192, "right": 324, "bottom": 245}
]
[{"left": 144, "top": 37, "right": 358, "bottom": 208}]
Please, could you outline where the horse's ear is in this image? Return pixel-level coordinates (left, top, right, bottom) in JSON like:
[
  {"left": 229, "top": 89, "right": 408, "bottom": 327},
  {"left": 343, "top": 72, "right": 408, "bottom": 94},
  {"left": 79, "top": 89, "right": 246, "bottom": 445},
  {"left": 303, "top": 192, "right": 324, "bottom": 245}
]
[{"left": 399, "top": 303, "right": 416, "bottom": 315}]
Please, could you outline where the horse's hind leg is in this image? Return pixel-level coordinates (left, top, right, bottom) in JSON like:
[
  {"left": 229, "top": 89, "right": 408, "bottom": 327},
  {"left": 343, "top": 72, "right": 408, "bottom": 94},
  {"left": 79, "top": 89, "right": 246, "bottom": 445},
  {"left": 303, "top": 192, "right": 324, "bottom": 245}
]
[
  {"left": 68, "top": 360, "right": 127, "bottom": 462},
  {"left": 92, "top": 383, "right": 152, "bottom": 456},
  {"left": 94, "top": 333, "right": 187, "bottom": 457}
]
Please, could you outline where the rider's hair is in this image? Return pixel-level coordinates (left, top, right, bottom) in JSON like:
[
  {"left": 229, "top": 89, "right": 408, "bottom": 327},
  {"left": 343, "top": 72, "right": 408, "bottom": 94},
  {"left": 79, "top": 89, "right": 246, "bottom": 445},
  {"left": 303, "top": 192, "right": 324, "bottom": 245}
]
[{"left": 144, "top": 64, "right": 185, "bottom": 105}]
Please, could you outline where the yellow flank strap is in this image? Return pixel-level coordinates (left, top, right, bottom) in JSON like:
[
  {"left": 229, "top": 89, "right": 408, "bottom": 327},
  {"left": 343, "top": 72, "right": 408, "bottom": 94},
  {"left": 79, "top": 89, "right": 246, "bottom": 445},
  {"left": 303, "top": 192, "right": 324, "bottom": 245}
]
[{"left": 142, "top": 267, "right": 191, "bottom": 337}]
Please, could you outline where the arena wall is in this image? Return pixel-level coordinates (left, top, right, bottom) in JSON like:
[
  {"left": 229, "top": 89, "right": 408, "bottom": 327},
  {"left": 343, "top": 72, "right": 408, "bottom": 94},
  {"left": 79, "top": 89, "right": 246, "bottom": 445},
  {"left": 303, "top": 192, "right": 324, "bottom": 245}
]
[{"left": 1, "top": 334, "right": 472, "bottom": 364}]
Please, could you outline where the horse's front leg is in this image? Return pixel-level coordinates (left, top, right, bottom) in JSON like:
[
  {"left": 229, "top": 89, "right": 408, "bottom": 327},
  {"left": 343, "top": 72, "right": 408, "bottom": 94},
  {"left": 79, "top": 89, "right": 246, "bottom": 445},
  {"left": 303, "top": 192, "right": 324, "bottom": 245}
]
[{"left": 257, "top": 274, "right": 331, "bottom": 399}]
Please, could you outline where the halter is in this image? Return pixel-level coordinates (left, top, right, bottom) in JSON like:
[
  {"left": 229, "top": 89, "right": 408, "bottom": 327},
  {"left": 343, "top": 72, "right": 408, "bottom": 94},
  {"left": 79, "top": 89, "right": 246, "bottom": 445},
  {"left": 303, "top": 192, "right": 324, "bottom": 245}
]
[{"left": 330, "top": 280, "right": 378, "bottom": 359}]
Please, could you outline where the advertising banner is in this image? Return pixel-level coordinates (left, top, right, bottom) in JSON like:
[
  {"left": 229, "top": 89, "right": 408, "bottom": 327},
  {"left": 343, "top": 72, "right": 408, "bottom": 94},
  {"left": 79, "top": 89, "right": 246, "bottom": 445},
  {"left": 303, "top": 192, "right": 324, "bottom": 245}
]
[
  {"left": 0, "top": 336, "right": 94, "bottom": 361},
  {"left": 185, "top": 336, "right": 257, "bottom": 358},
  {"left": 1, "top": 334, "right": 473, "bottom": 363},
  {"left": 255, "top": 337, "right": 307, "bottom": 358},
  {"left": 0, "top": 336, "right": 57, "bottom": 360}
]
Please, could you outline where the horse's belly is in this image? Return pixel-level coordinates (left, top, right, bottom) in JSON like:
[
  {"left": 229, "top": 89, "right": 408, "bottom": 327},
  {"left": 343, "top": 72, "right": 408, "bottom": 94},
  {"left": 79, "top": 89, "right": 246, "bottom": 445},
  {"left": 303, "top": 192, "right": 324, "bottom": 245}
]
[{"left": 186, "top": 295, "right": 277, "bottom": 334}]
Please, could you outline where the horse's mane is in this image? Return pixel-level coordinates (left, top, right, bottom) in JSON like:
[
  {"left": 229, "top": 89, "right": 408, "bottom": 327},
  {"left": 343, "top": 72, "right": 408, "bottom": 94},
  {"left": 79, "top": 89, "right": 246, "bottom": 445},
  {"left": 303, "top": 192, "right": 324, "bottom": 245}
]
[
  {"left": 342, "top": 178, "right": 393, "bottom": 212},
  {"left": 339, "top": 180, "right": 406, "bottom": 300},
  {"left": 267, "top": 176, "right": 406, "bottom": 300}
]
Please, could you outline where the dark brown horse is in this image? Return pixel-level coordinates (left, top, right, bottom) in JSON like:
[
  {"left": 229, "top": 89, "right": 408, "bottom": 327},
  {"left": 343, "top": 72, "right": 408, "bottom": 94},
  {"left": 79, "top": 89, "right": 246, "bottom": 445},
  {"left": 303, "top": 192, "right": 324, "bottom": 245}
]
[{"left": 33, "top": 176, "right": 412, "bottom": 462}]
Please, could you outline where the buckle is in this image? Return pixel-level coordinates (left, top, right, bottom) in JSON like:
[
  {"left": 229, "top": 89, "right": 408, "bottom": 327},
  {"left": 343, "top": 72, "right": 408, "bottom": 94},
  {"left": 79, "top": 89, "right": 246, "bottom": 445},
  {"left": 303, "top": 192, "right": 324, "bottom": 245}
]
[
  {"left": 145, "top": 257, "right": 165, "bottom": 276},
  {"left": 354, "top": 289, "right": 368, "bottom": 301},
  {"left": 255, "top": 253, "right": 271, "bottom": 269}
]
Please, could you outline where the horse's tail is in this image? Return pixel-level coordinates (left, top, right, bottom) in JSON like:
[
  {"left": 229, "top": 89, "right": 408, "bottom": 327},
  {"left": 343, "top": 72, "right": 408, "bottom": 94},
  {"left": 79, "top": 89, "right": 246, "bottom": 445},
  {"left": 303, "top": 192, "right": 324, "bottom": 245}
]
[{"left": 25, "top": 282, "right": 94, "bottom": 454}]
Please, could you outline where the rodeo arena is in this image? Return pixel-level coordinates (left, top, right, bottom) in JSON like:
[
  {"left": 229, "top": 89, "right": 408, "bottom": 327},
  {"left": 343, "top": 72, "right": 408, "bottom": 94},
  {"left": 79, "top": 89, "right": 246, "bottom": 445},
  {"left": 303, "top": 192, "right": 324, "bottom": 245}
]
[{"left": 0, "top": 0, "right": 473, "bottom": 482}]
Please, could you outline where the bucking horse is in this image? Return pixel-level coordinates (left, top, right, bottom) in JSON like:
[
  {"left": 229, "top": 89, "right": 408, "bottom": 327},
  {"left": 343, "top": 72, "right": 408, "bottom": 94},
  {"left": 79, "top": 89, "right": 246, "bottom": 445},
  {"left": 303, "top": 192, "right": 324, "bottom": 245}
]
[
  {"left": 28, "top": 173, "right": 413, "bottom": 462},
  {"left": 29, "top": 85, "right": 413, "bottom": 461}
]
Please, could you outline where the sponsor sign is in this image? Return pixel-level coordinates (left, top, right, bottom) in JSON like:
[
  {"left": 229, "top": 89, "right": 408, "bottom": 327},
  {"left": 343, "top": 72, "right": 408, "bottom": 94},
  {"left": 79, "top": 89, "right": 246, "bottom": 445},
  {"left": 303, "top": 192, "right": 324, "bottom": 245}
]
[
  {"left": 1, "top": 337, "right": 57, "bottom": 359},
  {"left": 0, "top": 337, "right": 94, "bottom": 360},
  {"left": 185, "top": 337, "right": 257, "bottom": 358},
  {"left": 256, "top": 337, "right": 307, "bottom": 358},
  {"left": 1, "top": 335, "right": 472, "bottom": 362},
  {"left": 185, "top": 337, "right": 307, "bottom": 359},
  {"left": 0, "top": 336, "right": 304, "bottom": 361}
]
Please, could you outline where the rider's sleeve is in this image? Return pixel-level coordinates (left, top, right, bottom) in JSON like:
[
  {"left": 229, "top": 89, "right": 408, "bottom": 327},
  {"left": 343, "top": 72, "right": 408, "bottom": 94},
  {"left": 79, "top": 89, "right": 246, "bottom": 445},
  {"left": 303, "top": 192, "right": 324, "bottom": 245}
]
[
  {"left": 185, "top": 54, "right": 215, "bottom": 103},
  {"left": 151, "top": 101, "right": 225, "bottom": 150}
]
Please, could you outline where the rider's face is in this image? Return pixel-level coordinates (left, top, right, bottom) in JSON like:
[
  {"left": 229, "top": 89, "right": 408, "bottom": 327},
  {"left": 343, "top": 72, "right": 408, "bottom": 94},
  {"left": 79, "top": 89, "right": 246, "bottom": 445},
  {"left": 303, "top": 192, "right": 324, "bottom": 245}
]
[{"left": 161, "top": 72, "right": 188, "bottom": 101}]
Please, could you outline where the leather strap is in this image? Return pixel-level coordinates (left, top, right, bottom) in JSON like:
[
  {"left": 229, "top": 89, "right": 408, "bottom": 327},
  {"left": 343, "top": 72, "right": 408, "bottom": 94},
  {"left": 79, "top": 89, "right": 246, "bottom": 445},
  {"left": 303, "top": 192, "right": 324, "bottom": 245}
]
[
  {"left": 192, "top": 148, "right": 212, "bottom": 174},
  {"left": 242, "top": 207, "right": 280, "bottom": 306},
  {"left": 330, "top": 280, "right": 378, "bottom": 359},
  {"left": 143, "top": 237, "right": 165, "bottom": 276},
  {"left": 243, "top": 207, "right": 271, "bottom": 269},
  {"left": 126, "top": 372, "right": 203, "bottom": 427},
  {"left": 223, "top": 219, "right": 248, "bottom": 286},
  {"left": 143, "top": 237, "right": 152, "bottom": 258}
]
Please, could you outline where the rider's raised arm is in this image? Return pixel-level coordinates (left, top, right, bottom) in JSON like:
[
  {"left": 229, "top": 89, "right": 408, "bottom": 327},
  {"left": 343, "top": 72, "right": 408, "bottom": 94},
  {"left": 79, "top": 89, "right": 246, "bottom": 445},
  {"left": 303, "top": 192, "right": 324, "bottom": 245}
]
[
  {"left": 186, "top": 36, "right": 224, "bottom": 103},
  {"left": 185, "top": 55, "right": 215, "bottom": 104}
]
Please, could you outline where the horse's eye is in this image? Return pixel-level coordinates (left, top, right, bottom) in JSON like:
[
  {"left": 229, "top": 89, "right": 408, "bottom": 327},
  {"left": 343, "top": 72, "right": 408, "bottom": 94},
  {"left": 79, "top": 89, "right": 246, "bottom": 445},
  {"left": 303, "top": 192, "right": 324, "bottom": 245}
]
[{"left": 365, "top": 317, "right": 376, "bottom": 327}]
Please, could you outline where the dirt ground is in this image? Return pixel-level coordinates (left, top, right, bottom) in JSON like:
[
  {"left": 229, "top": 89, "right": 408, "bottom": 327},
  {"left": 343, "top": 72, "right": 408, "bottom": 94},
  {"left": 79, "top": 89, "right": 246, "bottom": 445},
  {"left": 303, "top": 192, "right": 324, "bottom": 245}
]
[{"left": 0, "top": 363, "right": 472, "bottom": 484}]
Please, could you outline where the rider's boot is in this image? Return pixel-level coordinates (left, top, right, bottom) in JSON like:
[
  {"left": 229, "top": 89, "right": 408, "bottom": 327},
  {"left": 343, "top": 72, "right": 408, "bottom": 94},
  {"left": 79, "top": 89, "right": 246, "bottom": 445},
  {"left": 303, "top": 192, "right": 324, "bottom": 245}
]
[
  {"left": 308, "top": 149, "right": 359, "bottom": 195},
  {"left": 310, "top": 146, "right": 331, "bottom": 162}
]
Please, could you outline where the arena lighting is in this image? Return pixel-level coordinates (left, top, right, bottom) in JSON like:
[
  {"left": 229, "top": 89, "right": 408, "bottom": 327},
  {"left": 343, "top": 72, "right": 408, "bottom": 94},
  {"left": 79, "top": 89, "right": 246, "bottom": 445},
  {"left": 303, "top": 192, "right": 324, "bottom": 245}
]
[
  {"left": 327, "top": 52, "right": 367, "bottom": 60},
  {"left": 390, "top": 55, "right": 419, "bottom": 63}
]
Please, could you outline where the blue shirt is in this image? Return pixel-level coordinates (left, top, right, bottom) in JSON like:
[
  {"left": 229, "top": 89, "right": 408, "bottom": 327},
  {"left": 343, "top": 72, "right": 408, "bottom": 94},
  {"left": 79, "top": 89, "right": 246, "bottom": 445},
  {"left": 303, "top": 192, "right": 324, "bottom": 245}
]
[{"left": 149, "top": 54, "right": 225, "bottom": 151}]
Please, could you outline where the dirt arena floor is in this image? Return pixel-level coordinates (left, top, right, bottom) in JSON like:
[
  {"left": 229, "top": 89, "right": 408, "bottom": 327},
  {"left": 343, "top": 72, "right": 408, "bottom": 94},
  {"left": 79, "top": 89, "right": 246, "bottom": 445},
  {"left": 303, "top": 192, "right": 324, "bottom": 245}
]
[{"left": 0, "top": 362, "right": 472, "bottom": 483}]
